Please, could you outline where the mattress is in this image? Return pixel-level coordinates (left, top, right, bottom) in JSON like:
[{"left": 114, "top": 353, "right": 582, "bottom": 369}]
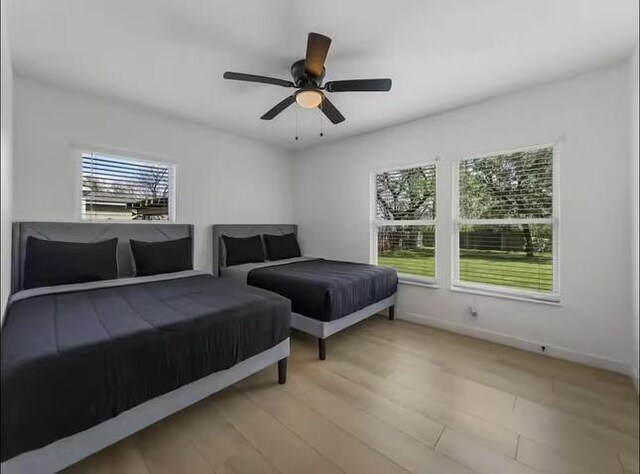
[
  {"left": 220, "top": 256, "right": 315, "bottom": 285},
  {"left": 0, "top": 272, "right": 290, "bottom": 462},
  {"left": 245, "top": 259, "right": 398, "bottom": 322}
]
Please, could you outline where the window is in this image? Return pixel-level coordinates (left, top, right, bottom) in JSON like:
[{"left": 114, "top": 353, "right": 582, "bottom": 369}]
[
  {"left": 453, "top": 145, "right": 558, "bottom": 300},
  {"left": 81, "top": 152, "right": 175, "bottom": 221},
  {"left": 373, "top": 164, "right": 437, "bottom": 281}
]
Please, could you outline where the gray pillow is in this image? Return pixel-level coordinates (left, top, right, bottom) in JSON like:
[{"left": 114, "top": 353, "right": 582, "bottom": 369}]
[
  {"left": 23, "top": 236, "right": 118, "bottom": 289},
  {"left": 263, "top": 233, "right": 301, "bottom": 260},
  {"left": 222, "top": 235, "right": 265, "bottom": 266}
]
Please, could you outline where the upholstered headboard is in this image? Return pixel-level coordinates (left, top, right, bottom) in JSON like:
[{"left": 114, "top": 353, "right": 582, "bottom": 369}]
[
  {"left": 12, "top": 222, "right": 194, "bottom": 293},
  {"left": 211, "top": 224, "right": 297, "bottom": 276}
]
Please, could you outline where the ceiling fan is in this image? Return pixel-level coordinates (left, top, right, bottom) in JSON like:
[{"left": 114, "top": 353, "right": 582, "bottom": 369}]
[{"left": 223, "top": 33, "right": 392, "bottom": 124}]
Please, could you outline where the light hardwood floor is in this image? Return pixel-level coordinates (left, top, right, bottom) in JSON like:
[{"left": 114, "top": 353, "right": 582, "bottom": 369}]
[{"left": 64, "top": 316, "right": 639, "bottom": 474}]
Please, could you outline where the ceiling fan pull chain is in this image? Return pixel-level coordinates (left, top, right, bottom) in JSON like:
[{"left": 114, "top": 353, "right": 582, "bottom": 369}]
[
  {"left": 320, "top": 102, "right": 324, "bottom": 137},
  {"left": 295, "top": 108, "right": 299, "bottom": 141}
]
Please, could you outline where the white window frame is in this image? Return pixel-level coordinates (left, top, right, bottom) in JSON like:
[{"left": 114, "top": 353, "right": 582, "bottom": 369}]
[
  {"left": 451, "top": 143, "right": 561, "bottom": 303},
  {"left": 75, "top": 145, "right": 177, "bottom": 223},
  {"left": 370, "top": 160, "right": 439, "bottom": 285}
]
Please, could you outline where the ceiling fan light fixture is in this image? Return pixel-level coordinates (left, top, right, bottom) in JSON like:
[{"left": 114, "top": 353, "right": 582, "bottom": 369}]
[{"left": 295, "top": 89, "right": 323, "bottom": 109}]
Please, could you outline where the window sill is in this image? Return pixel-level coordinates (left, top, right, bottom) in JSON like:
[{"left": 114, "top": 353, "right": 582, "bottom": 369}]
[
  {"left": 78, "top": 218, "right": 176, "bottom": 224},
  {"left": 398, "top": 277, "right": 440, "bottom": 289},
  {"left": 449, "top": 284, "right": 561, "bottom": 306}
]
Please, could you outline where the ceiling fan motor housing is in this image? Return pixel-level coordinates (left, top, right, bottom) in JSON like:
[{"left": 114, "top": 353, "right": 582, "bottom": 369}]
[{"left": 291, "top": 59, "right": 324, "bottom": 88}]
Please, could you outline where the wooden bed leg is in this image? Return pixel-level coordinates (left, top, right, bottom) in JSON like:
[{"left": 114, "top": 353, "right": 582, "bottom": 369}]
[
  {"left": 278, "top": 357, "right": 288, "bottom": 385},
  {"left": 318, "top": 338, "right": 326, "bottom": 360},
  {"left": 389, "top": 305, "right": 395, "bottom": 321}
]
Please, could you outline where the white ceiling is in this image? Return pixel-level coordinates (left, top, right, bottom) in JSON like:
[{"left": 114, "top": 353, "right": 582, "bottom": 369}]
[{"left": 7, "top": 0, "right": 639, "bottom": 150}]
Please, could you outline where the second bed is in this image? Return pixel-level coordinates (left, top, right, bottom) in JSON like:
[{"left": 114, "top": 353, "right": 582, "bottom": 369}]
[{"left": 212, "top": 224, "right": 398, "bottom": 359}]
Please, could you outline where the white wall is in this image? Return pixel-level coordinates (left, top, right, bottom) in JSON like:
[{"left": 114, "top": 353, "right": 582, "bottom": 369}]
[
  {"left": 12, "top": 76, "right": 294, "bottom": 273},
  {"left": 293, "top": 64, "right": 634, "bottom": 373},
  {"left": 1, "top": 0, "right": 14, "bottom": 320},
  {"left": 630, "top": 44, "right": 639, "bottom": 391}
]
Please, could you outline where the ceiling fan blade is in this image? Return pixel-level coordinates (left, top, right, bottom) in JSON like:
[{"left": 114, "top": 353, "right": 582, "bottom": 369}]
[
  {"left": 325, "top": 78, "right": 392, "bottom": 92},
  {"left": 261, "top": 95, "right": 296, "bottom": 120},
  {"left": 305, "top": 33, "right": 332, "bottom": 77},
  {"left": 224, "top": 71, "right": 294, "bottom": 88},
  {"left": 319, "top": 94, "right": 345, "bottom": 124}
]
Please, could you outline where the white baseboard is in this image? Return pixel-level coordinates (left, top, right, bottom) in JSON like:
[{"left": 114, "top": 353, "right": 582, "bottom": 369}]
[{"left": 397, "top": 310, "right": 632, "bottom": 375}]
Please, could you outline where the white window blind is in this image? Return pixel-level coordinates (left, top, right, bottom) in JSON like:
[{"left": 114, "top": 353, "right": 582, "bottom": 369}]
[
  {"left": 373, "top": 164, "right": 437, "bottom": 280},
  {"left": 81, "top": 153, "right": 174, "bottom": 221},
  {"left": 453, "top": 145, "right": 558, "bottom": 300}
]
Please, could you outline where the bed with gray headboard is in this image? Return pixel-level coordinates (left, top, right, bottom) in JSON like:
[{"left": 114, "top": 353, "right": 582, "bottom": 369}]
[
  {"left": 212, "top": 224, "right": 397, "bottom": 360},
  {"left": 1, "top": 222, "right": 290, "bottom": 474}
]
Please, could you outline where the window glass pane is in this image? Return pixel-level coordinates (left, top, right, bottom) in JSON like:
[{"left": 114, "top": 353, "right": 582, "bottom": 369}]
[
  {"left": 459, "top": 147, "right": 552, "bottom": 219},
  {"left": 377, "top": 225, "right": 435, "bottom": 278},
  {"left": 82, "top": 154, "right": 172, "bottom": 221},
  {"left": 376, "top": 165, "right": 436, "bottom": 220},
  {"left": 459, "top": 224, "right": 553, "bottom": 293}
]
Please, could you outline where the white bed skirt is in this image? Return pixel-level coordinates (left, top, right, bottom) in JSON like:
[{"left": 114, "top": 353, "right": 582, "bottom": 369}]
[{"left": 1, "top": 339, "right": 290, "bottom": 474}]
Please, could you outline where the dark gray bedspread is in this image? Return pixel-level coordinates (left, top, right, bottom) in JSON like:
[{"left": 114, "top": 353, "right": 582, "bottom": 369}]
[
  {"left": 0, "top": 275, "right": 290, "bottom": 462},
  {"left": 247, "top": 259, "right": 397, "bottom": 322}
]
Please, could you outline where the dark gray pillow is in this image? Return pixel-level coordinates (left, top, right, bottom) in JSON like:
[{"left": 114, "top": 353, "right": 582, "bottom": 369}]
[
  {"left": 23, "top": 236, "right": 118, "bottom": 289},
  {"left": 222, "top": 235, "right": 265, "bottom": 266},
  {"left": 263, "top": 233, "right": 301, "bottom": 261},
  {"left": 130, "top": 237, "right": 193, "bottom": 276}
]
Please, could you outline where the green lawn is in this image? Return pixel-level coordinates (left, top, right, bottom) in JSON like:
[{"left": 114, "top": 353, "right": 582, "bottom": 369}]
[{"left": 378, "top": 247, "right": 553, "bottom": 293}]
